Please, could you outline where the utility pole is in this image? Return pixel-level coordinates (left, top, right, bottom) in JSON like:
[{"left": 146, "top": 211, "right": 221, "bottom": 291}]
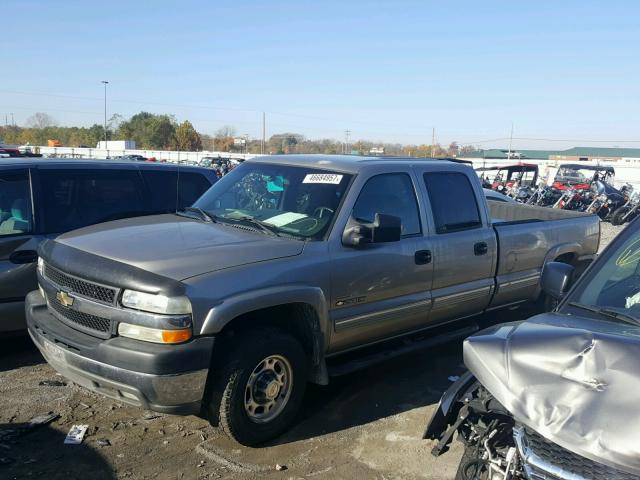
[
  {"left": 11, "top": 113, "right": 15, "bottom": 127},
  {"left": 344, "top": 130, "right": 351, "bottom": 154},
  {"left": 507, "top": 122, "right": 514, "bottom": 159},
  {"left": 431, "top": 127, "right": 435, "bottom": 157},
  {"left": 101, "top": 81, "right": 109, "bottom": 145},
  {"left": 261, "top": 112, "right": 265, "bottom": 155}
]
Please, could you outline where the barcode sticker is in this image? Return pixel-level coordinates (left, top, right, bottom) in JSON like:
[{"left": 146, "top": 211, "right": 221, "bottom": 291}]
[{"left": 303, "top": 174, "right": 343, "bottom": 184}]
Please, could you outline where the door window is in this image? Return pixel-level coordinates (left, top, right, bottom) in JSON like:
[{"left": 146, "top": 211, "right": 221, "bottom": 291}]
[
  {"left": 352, "top": 173, "right": 421, "bottom": 236},
  {"left": 423, "top": 172, "right": 481, "bottom": 233},
  {"left": 0, "top": 170, "right": 32, "bottom": 236},
  {"left": 39, "top": 169, "right": 147, "bottom": 233}
]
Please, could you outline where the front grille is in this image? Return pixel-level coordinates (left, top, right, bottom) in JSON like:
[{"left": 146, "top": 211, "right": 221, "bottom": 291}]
[
  {"left": 524, "top": 428, "right": 639, "bottom": 480},
  {"left": 49, "top": 298, "right": 112, "bottom": 335},
  {"left": 44, "top": 264, "right": 116, "bottom": 304}
]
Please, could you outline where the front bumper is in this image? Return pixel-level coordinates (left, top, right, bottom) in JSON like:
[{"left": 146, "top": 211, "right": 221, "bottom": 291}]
[{"left": 26, "top": 290, "right": 214, "bottom": 415}]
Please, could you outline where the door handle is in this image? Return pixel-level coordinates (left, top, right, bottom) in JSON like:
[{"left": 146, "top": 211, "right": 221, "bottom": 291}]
[
  {"left": 415, "top": 250, "right": 432, "bottom": 265},
  {"left": 9, "top": 250, "right": 38, "bottom": 264},
  {"left": 474, "top": 242, "right": 488, "bottom": 256}
]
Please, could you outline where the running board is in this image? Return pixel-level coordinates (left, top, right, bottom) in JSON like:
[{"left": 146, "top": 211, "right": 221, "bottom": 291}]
[{"left": 326, "top": 323, "right": 479, "bottom": 377}]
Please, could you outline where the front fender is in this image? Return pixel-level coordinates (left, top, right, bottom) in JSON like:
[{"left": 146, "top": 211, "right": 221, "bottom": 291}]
[
  {"left": 424, "top": 371, "right": 477, "bottom": 450},
  {"left": 199, "top": 284, "right": 330, "bottom": 346}
]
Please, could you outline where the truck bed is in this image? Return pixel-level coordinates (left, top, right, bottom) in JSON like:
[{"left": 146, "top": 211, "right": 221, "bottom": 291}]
[
  {"left": 488, "top": 201, "right": 590, "bottom": 225},
  {"left": 487, "top": 201, "right": 600, "bottom": 309}
]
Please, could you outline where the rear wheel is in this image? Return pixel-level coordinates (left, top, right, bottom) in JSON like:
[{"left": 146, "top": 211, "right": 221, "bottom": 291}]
[
  {"left": 205, "top": 328, "right": 308, "bottom": 446},
  {"left": 611, "top": 207, "right": 630, "bottom": 226}
]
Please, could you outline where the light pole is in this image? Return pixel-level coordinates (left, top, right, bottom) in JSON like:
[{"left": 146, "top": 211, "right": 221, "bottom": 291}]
[{"left": 101, "top": 81, "right": 109, "bottom": 145}]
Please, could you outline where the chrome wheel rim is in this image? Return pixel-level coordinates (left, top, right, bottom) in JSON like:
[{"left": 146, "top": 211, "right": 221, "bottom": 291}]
[{"left": 244, "top": 354, "right": 293, "bottom": 423}]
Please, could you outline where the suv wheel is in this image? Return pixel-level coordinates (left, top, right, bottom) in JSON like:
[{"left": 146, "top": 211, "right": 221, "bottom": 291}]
[{"left": 206, "top": 328, "right": 308, "bottom": 446}]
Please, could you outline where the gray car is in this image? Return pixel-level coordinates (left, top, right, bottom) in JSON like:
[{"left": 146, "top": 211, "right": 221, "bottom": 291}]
[
  {"left": 26, "top": 155, "right": 599, "bottom": 445},
  {"left": 426, "top": 216, "right": 640, "bottom": 479},
  {"left": 0, "top": 158, "right": 217, "bottom": 334}
]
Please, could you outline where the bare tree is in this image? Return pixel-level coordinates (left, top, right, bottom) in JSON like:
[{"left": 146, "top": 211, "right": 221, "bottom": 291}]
[
  {"left": 26, "top": 112, "right": 57, "bottom": 129},
  {"left": 214, "top": 125, "right": 237, "bottom": 138}
]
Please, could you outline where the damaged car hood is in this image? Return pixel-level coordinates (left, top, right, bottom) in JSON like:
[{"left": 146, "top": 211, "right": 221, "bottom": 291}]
[
  {"left": 464, "top": 313, "right": 640, "bottom": 476},
  {"left": 54, "top": 214, "right": 305, "bottom": 280}
]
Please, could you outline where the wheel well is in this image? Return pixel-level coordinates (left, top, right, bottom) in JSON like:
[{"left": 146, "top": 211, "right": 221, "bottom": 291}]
[
  {"left": 219, "top": 303, "right": 323, "bottom": 372},
  {"left": 554, "top": 253, "right": 576, "bottom": 265}
]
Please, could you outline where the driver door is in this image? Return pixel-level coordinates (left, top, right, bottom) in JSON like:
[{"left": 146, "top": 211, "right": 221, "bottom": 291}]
[{"left": 328, "top": 172, "right": 434, "bottom": 352}]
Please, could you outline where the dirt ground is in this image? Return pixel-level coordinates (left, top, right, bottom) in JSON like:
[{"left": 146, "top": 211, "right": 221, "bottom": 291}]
[{"left": 0, "top": 223, "right": 623, "bottom": 480}]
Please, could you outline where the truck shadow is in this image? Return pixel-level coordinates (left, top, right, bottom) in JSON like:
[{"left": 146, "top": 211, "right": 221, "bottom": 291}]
[
  {"left": 0, "top": 422, "right": 115, "bottom": 479},
  {"left": 0, "top": 334, "right": 45, "bottom": 373},
  {"left": 269, "top": 338, "right": 465, "bottom": 446}
]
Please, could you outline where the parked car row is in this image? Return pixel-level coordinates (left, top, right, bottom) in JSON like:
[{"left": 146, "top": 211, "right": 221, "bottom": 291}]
[{"left": 23, "top": 154, "right": 599, "bottom": 447}]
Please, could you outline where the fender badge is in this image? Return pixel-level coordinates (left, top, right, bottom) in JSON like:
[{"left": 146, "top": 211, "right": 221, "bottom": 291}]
[{"left": 56, "top": 291, "right": 75, "bottom": 307}]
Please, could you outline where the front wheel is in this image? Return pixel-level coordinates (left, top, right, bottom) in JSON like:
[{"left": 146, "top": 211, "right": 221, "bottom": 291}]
[
  {"left": 455, "top": 444, "right": 489, "bottom": 480},
  {"left": 205, "top": 328, "right": 308, "bottom": 446}
]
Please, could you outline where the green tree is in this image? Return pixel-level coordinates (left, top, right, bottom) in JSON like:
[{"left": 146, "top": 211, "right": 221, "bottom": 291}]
[{"left": 173, "top": 120, "right": 202, "bottom": 151}]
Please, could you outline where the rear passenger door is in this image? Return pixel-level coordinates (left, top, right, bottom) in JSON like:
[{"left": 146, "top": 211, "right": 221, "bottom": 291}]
[
  {"left": 0, "top": 168, "right": 39, "bottom": 331},
  {"left": 421, "top": 171, "right": 497, "bottom": 323}
]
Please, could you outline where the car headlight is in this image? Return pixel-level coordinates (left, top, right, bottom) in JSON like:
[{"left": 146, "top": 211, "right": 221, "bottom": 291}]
[
  {"left": 37, "top": 257, "right": 44, "bottom": 276},
  {"left": 118, "top": 323, "right": 192, "bottom": 344},
  {"left": 121, "top": 289, "right": 192, "bottom": 315}
]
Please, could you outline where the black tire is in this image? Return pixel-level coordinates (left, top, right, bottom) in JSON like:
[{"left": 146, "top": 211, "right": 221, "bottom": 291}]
[
  {"left": 205, "top": 328, "right": 308, "bottom": 446},
  {"left": 455, "top": 444, "right": 488, "bottom": 480},
  {"left": 611, "top": 207, "right": 630, "bottom": 226}
]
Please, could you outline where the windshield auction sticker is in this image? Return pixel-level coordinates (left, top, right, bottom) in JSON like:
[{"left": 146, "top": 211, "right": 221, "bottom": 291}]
[{"left": 303, "top": 173, "right": 343, "bottom": 184}]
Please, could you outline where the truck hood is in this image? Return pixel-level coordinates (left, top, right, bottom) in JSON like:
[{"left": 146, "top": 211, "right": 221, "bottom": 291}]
[
  {"left": 464, "top": 313, "right": 640, "bottom": 476},
  {"left": 54, "top": 214, "right": 305, "bottom": 280}
]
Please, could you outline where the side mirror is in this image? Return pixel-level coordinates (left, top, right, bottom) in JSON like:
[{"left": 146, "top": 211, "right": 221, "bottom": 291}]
[
  {"left": 342, "top": 213, "right": 402, "bottom": 247},
  {"left": 541, "top": 262, "right": 575, "bottom": 300}
]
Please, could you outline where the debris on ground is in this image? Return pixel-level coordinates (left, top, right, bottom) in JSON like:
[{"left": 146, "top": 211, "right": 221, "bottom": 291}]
[
  {"left": 96, "top": 438, "right": 111, "bottom": 447},
  {"left": 275, "top": 464, "right": 288, "bottom": 471},
  {"left": 142, "top": 413, "right": 163, "bottom": 421},
  {"left": 448, "top": 375, "right": 460, "bottom": 382},
  {"left": 38, "top": 380, "right": 67, "bottom": 387},
  {"left": 64, "top": 425, "right": 89, "bottom": 445}
]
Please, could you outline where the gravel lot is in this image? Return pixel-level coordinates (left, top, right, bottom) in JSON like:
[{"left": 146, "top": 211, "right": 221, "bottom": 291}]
[{"left": 0, "top": 222, "right": 625, "bottom": 480}]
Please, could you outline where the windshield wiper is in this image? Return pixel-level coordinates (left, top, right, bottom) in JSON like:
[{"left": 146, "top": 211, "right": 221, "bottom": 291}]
[
  {"left": 226, "top": 216, "right": 280, "bottom": 237},
  {"left": 568, "top": 302, "right": 640, "bottom": 326},
  {"left": 177, "top": 207, "right": 217, "bottom": 223}
]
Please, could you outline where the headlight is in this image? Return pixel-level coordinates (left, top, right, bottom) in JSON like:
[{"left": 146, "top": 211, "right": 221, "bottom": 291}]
[
  {"left": 118, "top": 323, "right": 192, "bottom": 344},
  {"left": 37, "top": 257, "right": 44, "bottom": 276},
  {"left": 121, "top": 289, "right": 191, "bottom": 315}
]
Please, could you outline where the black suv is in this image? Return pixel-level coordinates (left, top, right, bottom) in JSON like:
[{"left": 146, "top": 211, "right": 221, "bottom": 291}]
[{"left": 0, "top": 158, "right": 217, "bottom": 334}]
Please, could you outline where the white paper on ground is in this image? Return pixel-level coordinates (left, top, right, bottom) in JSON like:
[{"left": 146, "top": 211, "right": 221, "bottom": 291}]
[{"left": 64, "top": 424, "right": 89, "bottom": 444}]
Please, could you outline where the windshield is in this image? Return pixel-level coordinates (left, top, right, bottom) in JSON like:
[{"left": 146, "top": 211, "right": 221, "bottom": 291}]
[
  {"left": 569, "top": 229, "right": 640, "bottom": 322},
  {"left": 193, "top": 162, "right": 352, "bottom": 239}
]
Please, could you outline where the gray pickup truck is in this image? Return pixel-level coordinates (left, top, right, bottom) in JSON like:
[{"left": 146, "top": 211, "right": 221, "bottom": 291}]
[{"left": 26, "top": 155, "right": 599, "bottom": 445}]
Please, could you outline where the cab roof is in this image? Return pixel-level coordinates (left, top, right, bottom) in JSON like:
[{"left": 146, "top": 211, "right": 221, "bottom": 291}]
[{"left": 247, "top": 154, "right": 468, "bottom": 174}]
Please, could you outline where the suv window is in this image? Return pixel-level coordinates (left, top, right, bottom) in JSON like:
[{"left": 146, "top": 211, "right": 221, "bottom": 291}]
[
  {"left": 352, "top": 173, "right": 421, "bottom": 236},
  {"left": 424, "top": 172, "right": 481, "bottom": 233},
  {"left": 178, "top": 172, "right": 212, "bottom": 207},
  {"left": 0, "top": 170, "right": 32, "bottom": 236},
  {"left": 39, "top": 169, "right": 147, "bottom": 233},
  {"left": 141, "top": 170, "right": 213, "bottom": 213}
]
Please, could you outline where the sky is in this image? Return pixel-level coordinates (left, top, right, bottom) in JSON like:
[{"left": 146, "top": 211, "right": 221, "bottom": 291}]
[{"left": 2, "top": 0, "right": 640, "bottom": 149}]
